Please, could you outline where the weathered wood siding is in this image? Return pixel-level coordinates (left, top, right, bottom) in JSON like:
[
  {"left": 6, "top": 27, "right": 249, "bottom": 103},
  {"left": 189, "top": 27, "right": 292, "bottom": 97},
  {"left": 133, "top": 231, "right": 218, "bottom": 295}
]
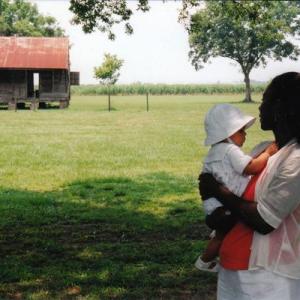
[
  {"left": 0, "top": 69, "right": 69, "bottom": 104},
  {"left": 0, "top": 70, "right": 27, "bottom": 102},
  {"left": 40, "top": 70, "right": 69, "bottom": 101}
]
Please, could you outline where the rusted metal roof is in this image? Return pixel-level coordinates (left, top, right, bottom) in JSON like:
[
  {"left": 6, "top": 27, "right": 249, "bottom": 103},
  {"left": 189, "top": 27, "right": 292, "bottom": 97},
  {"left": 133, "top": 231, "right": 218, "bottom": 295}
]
[{"left": 0, "top": 37, "right": 69, "bottom": 70}]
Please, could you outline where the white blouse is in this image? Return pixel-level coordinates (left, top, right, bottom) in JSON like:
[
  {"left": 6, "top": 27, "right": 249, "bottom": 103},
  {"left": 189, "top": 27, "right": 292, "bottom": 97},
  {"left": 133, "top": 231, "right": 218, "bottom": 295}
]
[{"left": 250, "top": 140, "right": 300, "bottom": 279}]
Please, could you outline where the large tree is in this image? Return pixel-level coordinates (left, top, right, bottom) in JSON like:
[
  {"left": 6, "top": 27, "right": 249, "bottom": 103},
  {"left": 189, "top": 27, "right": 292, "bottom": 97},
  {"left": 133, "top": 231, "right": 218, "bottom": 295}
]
[
  {"left": 69, "top": 0, "right": 150, "bottom": 40},
  {"left": 187, "top": 0, "right": 300, "bottom": 102},
  {"left": 0, "top": 0, "right": 64, "bottom": 36},
  {"left": 69, "top": 0, "right": 200, "bottom": 40}
]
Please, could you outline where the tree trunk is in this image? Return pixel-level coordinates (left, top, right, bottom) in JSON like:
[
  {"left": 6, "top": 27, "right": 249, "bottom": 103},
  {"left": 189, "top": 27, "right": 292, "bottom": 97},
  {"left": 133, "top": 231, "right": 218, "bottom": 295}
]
[{"left": 243, "top": 73, "right": 252, "bottom": 103}]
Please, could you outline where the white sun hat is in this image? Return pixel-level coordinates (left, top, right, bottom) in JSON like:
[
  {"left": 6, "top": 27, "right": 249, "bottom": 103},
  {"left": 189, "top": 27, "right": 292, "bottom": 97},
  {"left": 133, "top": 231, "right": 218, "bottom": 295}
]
[{"left": 204, "top": 103, "right": 256, "bottom": 146}]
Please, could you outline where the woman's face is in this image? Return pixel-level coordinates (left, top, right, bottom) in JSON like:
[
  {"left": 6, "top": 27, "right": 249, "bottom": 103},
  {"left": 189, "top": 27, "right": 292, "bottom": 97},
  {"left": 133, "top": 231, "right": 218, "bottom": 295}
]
[{"left": 259, "top": 86, "right": 276, "bottom": 131}]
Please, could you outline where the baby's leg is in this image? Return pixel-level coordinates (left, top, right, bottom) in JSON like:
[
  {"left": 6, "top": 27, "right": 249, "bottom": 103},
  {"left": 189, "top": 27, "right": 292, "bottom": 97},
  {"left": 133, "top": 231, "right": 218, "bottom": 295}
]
[
  {"left": 195, "top": 207, "right": 237, "bottom": 271},
  {"left": 201, "top": 230, "right": 226, "bottom": 262},
  {"left": 203, "top": 206, "right": 237, "bottom": 262}
]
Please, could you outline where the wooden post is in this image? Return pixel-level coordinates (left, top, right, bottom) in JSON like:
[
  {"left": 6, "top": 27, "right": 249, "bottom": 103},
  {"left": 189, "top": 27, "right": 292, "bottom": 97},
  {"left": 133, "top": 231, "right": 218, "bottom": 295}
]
[
  {"left": 30, "top": 91, "right": 39, "bottom": 111},
  {"left": 108, "top": 85, "right": 111, "bottom": 112},
  {"left": 108, "top": 93, "right": 111, "bottom": 112},
  {"left": 8, "top": 100, "right": 16, "bottom": 111},
  {"left": 146, "top": 92, "right": 149, "bottom": 112},
  {"left": 59, "top": 101, "right": 68, "bottom": 109},
  {"left": 30, "top": 99, "right": 35, "bottom": 111}
]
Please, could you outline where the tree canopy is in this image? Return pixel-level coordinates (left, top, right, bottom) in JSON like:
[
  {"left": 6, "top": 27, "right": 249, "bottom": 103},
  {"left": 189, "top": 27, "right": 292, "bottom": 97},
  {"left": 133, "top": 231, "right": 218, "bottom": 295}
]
[
  {"left": 69, "top": 0, "right": 150, "bottom": 40},
  {"left": 69, "top": 0, "right": 201, "bottom": 40},
  {"left": 0, "top": 0, "right": 64, "bottom": 36},
  {"left": 94, "top": 53, "right": 124, "bottom": 85},
  {"left": 188, "top": 0, "right": 300, "bottom": 102}
]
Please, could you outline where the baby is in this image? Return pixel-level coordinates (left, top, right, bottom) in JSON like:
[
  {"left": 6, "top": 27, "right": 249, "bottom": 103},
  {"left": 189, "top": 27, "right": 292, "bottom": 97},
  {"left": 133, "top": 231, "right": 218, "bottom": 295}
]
[{"left": 195, "top": 103, "right": 277, "bottom": 272}]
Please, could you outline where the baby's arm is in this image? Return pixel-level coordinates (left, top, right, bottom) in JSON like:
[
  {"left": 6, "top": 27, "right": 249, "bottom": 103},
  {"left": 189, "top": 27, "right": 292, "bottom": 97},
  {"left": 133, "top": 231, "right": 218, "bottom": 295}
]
[{"left": 243, "top": 142, "right": 278, "bottom": 175}]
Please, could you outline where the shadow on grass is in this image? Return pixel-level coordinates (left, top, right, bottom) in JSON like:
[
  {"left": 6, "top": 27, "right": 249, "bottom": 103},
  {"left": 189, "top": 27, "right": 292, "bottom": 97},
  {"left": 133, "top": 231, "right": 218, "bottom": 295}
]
[{"left": 0, "top": 172, "right": 216, "bottom": 300}]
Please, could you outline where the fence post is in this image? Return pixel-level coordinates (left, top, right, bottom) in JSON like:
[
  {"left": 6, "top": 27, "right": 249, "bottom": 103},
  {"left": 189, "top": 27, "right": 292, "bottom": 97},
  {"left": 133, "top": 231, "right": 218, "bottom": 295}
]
[
  {"left": 146, "top": 92, "right": 149, "bottom": 112},
  {"left": 108, "top": 93, "right": 111, "bottom": 111},
  {"left": 108, "top": 85, "right": 111, "bottom": 112}
]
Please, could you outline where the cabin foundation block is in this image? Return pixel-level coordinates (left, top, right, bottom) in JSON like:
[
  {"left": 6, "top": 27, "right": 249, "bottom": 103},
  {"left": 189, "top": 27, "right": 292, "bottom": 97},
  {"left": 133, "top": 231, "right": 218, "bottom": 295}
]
[
  {"left": 59, "top": 100, "right": 69, "bottom": 109},
  {"left": 30, "top": 101, "right": 39, "bottom": 110},
  {"left": 8, "top": 101, "right": 16, "bottom": 110}
]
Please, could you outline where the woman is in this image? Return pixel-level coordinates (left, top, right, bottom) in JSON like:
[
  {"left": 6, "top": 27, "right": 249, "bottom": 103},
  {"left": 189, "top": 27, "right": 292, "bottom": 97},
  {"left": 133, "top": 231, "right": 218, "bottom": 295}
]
[{"left": 199, "top": 72, "right": 300, "bottom": 300}]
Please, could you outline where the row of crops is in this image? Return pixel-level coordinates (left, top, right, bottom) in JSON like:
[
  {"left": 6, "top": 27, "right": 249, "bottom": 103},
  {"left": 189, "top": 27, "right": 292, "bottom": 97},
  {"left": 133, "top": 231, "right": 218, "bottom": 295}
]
[{"left": 71, "top": 83, "right": 267, "bottom": 95}]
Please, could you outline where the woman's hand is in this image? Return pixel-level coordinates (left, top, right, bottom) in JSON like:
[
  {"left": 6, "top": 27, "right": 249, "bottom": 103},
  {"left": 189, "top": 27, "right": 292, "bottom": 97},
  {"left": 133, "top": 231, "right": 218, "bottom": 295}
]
[
  {"left": 199, "top": 173, "right": 275, "bottom": 234},
  {"left": 198, "top": 173, "right": 222, "bottom": 200}
]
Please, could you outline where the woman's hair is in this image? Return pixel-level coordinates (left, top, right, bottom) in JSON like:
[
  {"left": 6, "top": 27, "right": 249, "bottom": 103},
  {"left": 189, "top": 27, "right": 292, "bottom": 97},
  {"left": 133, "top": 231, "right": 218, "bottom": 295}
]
[{"left": 267, "top": 72, "right": 300, "bottom": 143}]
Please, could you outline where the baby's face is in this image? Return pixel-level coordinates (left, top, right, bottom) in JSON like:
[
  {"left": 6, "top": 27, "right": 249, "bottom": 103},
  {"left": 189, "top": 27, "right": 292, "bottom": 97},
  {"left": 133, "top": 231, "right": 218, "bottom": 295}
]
[{"left": 229, "top": 127, "right": 246, "bottom": 147}]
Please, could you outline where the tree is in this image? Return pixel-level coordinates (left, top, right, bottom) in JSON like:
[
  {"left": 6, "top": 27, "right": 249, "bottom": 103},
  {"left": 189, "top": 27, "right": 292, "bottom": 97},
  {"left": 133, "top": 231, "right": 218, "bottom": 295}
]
[
  {"left": 69, "top": 0, "right": 201, "bottom": 40},
  {"left": 0, "top": 0, "right": 64, "bottom": 36},
  {"left": 69, "top": 0, "right": 150, "bottom": 40},
  {"left": 94, "top": 53, "right": 124, "bottom": 85},
  {"left": 187, "top": 0, "right": 300, "bottom": 102},
  {"left": 94, "top": 53, "right": 124, "bottom": 111}
]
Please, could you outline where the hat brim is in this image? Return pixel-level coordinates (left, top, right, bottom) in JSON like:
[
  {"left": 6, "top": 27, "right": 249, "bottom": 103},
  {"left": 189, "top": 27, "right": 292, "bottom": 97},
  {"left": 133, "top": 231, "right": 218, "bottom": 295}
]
[{"left": 204, "top": 116, "right": 256, "bottom": 146}]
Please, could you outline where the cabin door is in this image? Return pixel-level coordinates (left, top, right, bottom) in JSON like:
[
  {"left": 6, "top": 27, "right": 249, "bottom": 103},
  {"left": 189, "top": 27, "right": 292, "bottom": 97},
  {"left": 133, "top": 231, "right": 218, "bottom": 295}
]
[{"left": 27, "top": 71, "right": 40, "bottom": 98}]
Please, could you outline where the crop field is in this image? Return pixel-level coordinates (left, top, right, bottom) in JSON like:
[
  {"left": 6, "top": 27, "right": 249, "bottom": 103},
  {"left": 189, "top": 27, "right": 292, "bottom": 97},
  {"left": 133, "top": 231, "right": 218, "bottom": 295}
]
[
  {"left": 0, "top": 95, "right": 273, "bottom": 299},
  {"left": 71, "top": 83, "right": 267, "bottom": 96}
]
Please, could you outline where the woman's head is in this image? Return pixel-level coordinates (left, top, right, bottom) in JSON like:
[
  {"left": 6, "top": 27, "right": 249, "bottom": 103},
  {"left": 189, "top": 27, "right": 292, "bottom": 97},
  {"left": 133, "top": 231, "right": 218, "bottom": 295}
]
[{"left": 259, "top": 72, "right": 300, "bottom": 143}]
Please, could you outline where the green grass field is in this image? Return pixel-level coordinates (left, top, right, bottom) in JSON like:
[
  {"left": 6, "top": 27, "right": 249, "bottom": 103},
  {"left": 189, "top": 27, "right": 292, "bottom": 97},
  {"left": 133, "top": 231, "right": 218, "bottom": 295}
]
[{"left": 0, "top": 95, "right": 274, "bottom": 299}]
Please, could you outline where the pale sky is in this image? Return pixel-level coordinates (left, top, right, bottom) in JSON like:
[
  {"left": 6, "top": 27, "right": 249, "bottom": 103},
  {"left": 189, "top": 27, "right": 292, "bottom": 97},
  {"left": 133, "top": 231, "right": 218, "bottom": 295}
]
[{"left": 31, "top": 0, "right": 300, "bottom": 85}]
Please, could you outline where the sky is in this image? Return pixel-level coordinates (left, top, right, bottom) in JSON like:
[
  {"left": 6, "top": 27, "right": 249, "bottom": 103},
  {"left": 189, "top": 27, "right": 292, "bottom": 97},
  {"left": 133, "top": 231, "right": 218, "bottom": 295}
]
[{"left": 31, "top": 0, "right": 300, "bottom": 85}]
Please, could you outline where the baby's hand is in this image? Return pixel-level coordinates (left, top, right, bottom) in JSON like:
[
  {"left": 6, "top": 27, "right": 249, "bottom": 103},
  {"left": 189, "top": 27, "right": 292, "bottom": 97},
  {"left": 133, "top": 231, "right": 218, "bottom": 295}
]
[{"left": 265, "top": 142, "right": 278, "bottom": 156}]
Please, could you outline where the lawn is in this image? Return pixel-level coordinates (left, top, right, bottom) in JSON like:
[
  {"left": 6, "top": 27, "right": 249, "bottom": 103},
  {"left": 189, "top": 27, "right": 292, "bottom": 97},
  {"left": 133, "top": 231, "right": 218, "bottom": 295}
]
[{"left": 0, "top": 95, "right": 273, "bottom": 299}]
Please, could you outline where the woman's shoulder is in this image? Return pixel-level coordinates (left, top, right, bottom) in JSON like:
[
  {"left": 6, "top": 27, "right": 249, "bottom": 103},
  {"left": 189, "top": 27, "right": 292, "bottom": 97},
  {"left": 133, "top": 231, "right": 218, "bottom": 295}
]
[{"left": 279, "top": 142, "right": 300, "bottom": 170}]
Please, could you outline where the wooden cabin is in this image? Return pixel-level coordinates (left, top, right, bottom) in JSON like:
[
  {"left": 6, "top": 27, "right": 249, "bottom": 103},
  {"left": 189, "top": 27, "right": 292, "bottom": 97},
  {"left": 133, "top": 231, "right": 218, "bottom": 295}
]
[{"left": 0, "top": 36, "right": 79, "bottom": 110}]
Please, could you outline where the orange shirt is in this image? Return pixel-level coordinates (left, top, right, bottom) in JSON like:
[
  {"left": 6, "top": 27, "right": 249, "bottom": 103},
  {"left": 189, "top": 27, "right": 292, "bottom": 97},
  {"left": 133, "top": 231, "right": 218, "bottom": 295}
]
[{"left": 219, "top": 173, "right": 261, "bottom": 270}]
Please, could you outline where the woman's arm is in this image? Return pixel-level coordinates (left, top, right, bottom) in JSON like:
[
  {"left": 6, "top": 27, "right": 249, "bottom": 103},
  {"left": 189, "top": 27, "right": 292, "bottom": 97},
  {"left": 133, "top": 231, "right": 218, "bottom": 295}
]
[{"left": 199, "top": 173, "right": 275, "bottom": 234}]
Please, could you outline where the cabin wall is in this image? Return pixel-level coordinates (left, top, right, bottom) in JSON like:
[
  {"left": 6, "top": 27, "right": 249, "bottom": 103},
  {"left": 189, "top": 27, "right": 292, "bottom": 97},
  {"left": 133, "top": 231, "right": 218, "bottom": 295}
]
[
  {"left": 39, "top": 70, "right": 69, "bottom": 101},
  {"left": 0, "top": 70, "right": 27, "bottom": 102},
  {"left": 0, "top": 69, "right": 69, "bottom": 104}
]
